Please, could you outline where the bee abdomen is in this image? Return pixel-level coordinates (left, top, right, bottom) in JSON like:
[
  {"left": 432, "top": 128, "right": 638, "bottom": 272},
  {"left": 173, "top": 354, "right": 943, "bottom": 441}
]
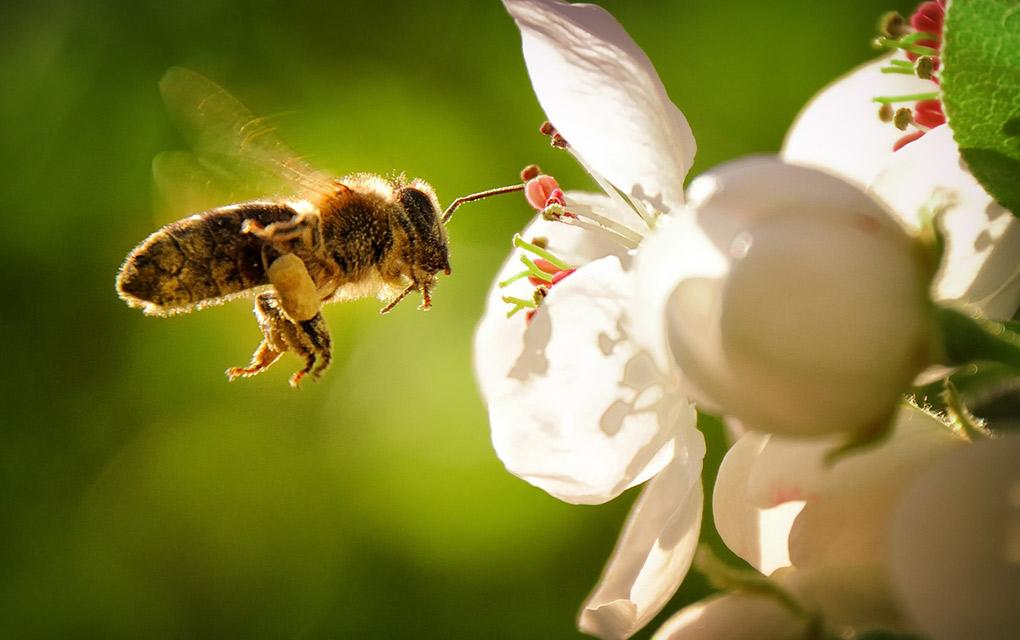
[{"left": 117, "top": 202, "right": 296, "bottom": 315}]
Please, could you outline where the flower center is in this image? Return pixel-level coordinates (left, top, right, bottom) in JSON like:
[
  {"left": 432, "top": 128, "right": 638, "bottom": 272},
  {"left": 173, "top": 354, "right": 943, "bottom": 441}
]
[{"left": 872, "top": 1, "right": 947, "bottom": 150}]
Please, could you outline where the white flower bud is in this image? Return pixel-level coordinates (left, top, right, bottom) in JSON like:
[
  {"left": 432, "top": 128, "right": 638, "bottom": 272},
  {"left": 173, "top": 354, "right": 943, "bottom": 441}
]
[{"left": 637, "top": 158, "right": 934, "bottom": 436}]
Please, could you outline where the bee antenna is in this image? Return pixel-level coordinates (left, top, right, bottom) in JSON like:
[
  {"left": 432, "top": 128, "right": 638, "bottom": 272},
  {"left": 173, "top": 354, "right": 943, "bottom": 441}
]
[{"left": 441, "top": 183, "right": 525, "bottom": 225}]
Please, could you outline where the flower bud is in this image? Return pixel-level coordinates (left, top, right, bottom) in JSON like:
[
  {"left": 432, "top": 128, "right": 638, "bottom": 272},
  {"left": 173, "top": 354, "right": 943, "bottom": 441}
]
[{"left": 637, "top": 158, "right": 934, "bottom": 436}]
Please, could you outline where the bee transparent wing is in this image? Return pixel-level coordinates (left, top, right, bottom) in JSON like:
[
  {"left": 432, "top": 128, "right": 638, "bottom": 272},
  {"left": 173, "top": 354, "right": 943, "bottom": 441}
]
[
  {"left": 152, "top": 150, "right": 257, "bottom": 220},
  {"left": 156, "top": 67, "right": 336, "bottom": 209}
]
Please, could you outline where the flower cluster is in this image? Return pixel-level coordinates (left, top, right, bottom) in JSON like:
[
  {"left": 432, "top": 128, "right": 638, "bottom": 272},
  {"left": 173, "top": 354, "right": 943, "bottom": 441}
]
[{"left": 475, "top": 1, "right": 1020, "bottom": 639}]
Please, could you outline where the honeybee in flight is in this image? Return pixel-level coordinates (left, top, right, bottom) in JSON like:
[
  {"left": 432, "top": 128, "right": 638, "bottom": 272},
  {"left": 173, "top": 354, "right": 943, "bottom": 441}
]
[{"left": 117, "top": 68, "right": 522, "bottom": 387}]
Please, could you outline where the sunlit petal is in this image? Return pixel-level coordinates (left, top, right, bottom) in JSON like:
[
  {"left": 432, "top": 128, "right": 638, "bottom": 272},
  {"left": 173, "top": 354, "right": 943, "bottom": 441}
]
[
  {"left": 486, "top": 256, "right": 694, "bottom": 504},
  {"left": 579, "top": 430, "right": 705, "bottom": 639},
  {"left": 652, "top": 593, "right": 810, "bottom": 640},
  {"left": 712, "top": 431, "right": 800, "bottom": 575},
  {"left": 782, "top": 55, "right": 935, "bottom": 188},
  {"left": 504, "top": 0, "right": 695, "bottom": 211},
  {"left": 869, "top": 125, "right": 1020, "bottom": 319},
  {"left": 890, "top": 434, "right": 1020, "bottom": 640}
]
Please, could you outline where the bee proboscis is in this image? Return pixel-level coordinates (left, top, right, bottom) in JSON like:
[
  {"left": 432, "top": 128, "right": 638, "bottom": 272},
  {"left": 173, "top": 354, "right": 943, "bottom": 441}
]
[{"left": 117, "top": 68, "right": 522, "bottom": 387}]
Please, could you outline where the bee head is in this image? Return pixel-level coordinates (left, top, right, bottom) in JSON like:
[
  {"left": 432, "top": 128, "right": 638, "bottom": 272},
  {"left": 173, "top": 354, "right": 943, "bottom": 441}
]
[{"left": 396, "top": 180, "right": 451, "bottom": 277}]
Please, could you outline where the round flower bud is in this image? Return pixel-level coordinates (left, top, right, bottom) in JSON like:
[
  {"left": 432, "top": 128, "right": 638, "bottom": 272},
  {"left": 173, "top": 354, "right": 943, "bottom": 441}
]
[{"left": 636, "top": 158, "right": 934, "bottom": 436}]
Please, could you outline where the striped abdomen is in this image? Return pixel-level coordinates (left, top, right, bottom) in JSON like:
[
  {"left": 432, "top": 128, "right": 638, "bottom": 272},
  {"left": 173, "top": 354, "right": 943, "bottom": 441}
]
[{"left": 117, "top": 202, "right": 297, "bottom": 315}]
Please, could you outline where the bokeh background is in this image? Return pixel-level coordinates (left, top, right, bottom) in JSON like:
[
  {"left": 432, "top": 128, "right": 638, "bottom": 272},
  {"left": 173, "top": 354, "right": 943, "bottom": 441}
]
[{"left": 1, "top": 1, "right": 921, "bottom": 637}]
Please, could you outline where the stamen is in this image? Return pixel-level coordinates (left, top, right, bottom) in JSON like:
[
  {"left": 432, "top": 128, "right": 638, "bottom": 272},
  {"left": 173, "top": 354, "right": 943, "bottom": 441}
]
[
  {"left": 878, "top": 11, "right": 909, "bottom": 38},
  {"left": 502, "top": 295, "right": 538, "bottom": 308},
  {"left": 872, "top": 33, "right": 939, "bottom": 56},
  {"left": 567, "top": 202, "right": 646, "bottom": 245},
  {"left": 893, "top": 107, "right": 914, "bottom": 130},
  {"left": 561, "top": 217, "right": 640, "bottom": 250},
  {"left": 880, "top": 65, "right": 918, "bottom": 75},
  {"left": 873, "top": 91, "right": 940, "bottom": 104},
  {"left": 519, "top": 254, "right": 555, "bottom": 282},
  {"left": 512, "top": 234, "right": 572, "bottom": 270},
  {"left": 878, "top": 103, "right": 894, "bottom": 122},
  {"left": 914, "top": 56, "right": 937, "bottom": 80},
  {"left": 498, "top": 269, "right": 532, "bottom": 288},
  {"left": 563, "top": 145, "right": 657, "bottom": 229},
  {"left": 520, "top": 164, "right": 541, "bottom": 181}
]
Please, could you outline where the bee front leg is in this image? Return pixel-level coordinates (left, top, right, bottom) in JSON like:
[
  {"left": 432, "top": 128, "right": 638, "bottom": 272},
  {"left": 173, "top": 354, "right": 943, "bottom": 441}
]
[{"left": 226, "top": 292, "right": 332, "bottom": 388}]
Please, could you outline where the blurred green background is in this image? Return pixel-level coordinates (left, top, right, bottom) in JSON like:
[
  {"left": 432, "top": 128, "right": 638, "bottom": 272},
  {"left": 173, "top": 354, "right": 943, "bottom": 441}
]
[{"left": 0, "top": 1, "right": 919, "bottom": 637}]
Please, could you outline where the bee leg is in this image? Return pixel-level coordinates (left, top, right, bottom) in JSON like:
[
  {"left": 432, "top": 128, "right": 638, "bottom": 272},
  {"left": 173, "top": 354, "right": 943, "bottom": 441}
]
[
  {"left": 226, "top": 292, "right": 332, "bottom": 387},
  {"left": 242, "top": 211, "right": 322, "bottom": 249}
]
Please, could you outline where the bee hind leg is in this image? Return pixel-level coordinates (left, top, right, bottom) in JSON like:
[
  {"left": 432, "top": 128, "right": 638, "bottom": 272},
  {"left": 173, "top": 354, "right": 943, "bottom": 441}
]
[{"left": 226, "top": 292, "right": 332, "bottom": 388}]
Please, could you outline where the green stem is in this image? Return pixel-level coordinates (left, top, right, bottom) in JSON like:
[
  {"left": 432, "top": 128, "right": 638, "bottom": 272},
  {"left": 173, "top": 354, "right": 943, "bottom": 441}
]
[{"left": 938, "top": 306, "right": 1020, "bottom": 370}]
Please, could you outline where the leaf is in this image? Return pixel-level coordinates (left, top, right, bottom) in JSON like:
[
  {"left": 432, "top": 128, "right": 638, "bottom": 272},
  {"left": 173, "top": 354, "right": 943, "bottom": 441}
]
[{"left": 942, "top": 0, "right": 1020, "bottom": 216}]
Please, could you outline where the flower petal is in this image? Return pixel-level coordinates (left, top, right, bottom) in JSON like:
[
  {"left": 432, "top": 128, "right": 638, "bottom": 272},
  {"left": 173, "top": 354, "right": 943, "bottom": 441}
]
[
  {"left": 781, "top": 55, "right": 935, "bottom": 188},
  {"left": 889, "top": 434, "right": 1020, "bottom": 640},
  {"left": 486, "top": 256, "right": 695, "bottom": 504},
  {"left": 652, "top": 593, "right": 810, "bottom": 640},
  {"left": 474, "top": 206, "right": 629, "bottom": 402},
  {"left": 579, "top": 429, "right": 705, "bottom": 639},
  {"left": 869, "top": 125, "right": 1020, "bottom": 319},
  {"left": 712, "top": 431, "right": 801, "bottom": 575},
  {"left": 504, "top": 0, "right": 695, "bottom": 211}
]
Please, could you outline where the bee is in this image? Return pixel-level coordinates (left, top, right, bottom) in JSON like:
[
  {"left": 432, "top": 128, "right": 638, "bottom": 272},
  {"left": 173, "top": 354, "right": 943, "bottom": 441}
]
[{"left": 117, "top": 68, "right": 522, "bottom": 387}]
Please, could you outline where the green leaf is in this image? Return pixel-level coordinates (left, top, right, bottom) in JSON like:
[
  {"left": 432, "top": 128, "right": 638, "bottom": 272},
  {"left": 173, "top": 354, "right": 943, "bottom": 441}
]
[{"left": 942, "top": 0, "right": 1020, "bottom": 216}]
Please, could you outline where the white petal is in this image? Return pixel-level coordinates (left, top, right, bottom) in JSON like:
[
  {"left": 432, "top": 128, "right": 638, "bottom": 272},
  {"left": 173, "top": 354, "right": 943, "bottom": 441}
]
[
  {"left": 869, "top": 125, "right": 1020, "bottom": 319},
  {"left": 487, "top": 256, "right": 695, "bottom": 504},
  {"left": 782, "top": 55, "right": 936, "bottom": 188},
  {"left": 889, "top": 434, "right": 1020, "bottom": 640},
  {"left": 652, "top": 593, "right": 810, "bottom": 640},
  {"left": 712, "top": 431, "right": 801, "bottom": 575},
  {"left": 631, "top": 207, "right": 730, "bottom": 387},
  {"left": 579, "top": 430, "right": 705, "bottom": 639},
  {"left": 747, "top": 406, "right": 962, "bottom": 571},
  {"left": 504, "top": 0, "right": 695, "bottom": 211},
  {"left": 474, "top": 206, "right": 628, "bottom": 402},
  {"left": 774, "top": 565, "right": 909, "bottom": 635}
]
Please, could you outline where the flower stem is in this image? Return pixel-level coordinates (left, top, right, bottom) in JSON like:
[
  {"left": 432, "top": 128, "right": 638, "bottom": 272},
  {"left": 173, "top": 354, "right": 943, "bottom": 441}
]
[{"left": 937, "top": 306, "right": 1020, "bottom": 370}]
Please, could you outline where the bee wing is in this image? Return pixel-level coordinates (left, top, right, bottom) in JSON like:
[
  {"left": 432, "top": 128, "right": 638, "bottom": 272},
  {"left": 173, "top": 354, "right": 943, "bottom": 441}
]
[{"left": 156, "top": 67, "right": 336, "bottom": 208}]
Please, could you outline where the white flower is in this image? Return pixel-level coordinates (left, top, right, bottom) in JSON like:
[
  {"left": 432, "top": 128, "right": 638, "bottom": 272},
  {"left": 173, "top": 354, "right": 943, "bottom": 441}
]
[
  {"left": 712, "top": 405, "right": 965, "bottom": 634},
  {"left": 782, "top": 57, "right": 1020, "bottom": 320},
  {"left": 476, "top": 1, "right": 703, "bottom": 637},
  {"left": 888, "top": 433, "right": 1020, "bottom": 640},
  {"left": 634, "top": 158, "right": 935, "bottom": 437},
  {"left": 652, "top": 593, "right": 811, "bottom": 640}
]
